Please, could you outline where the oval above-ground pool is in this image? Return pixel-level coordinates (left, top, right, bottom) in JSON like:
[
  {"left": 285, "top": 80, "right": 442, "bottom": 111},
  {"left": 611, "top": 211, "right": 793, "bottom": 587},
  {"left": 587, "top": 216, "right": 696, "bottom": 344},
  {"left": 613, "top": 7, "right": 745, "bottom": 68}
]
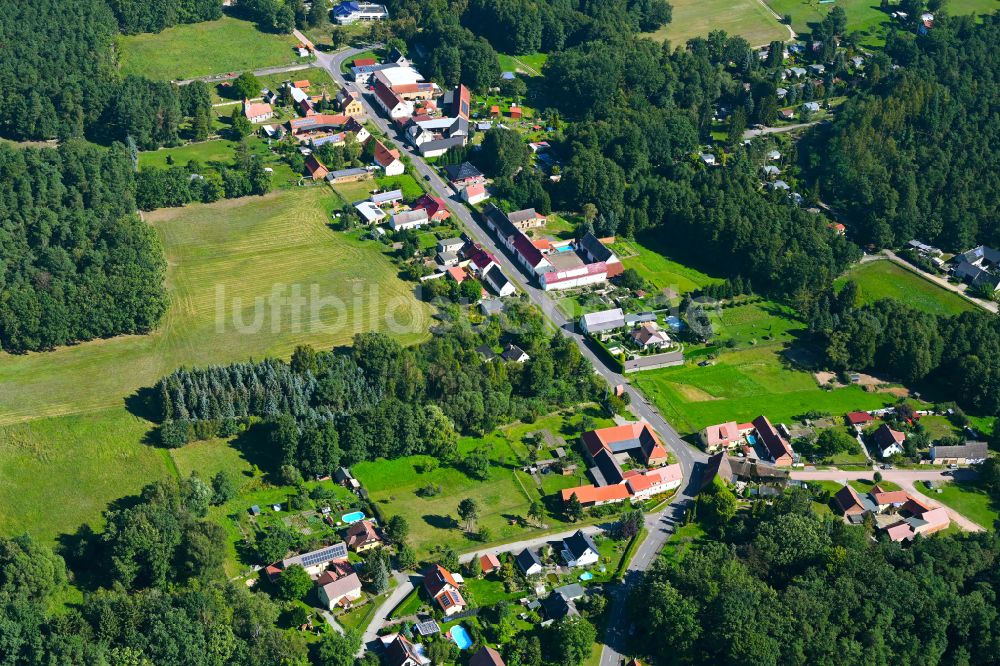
[
  {"left": 450, "top": 625, "right": 472, "bottom": 650},
  {"left": 341, "top": 511, "right": 366, "bottom": 524}
]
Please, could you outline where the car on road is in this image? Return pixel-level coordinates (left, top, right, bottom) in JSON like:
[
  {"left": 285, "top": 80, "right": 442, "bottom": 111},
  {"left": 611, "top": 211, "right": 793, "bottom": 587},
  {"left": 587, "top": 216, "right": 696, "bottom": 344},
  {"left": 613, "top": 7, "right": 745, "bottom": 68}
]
[{"left": 423, "top": 174, "right": 431, "bottom": 181}]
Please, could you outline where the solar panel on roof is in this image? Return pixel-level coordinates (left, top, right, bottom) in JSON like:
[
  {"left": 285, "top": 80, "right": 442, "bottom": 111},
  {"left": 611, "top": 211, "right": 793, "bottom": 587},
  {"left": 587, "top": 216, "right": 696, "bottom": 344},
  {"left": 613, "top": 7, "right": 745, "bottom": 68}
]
[{"left": 415, "top": 620, "right": 440, "bottom": 635}]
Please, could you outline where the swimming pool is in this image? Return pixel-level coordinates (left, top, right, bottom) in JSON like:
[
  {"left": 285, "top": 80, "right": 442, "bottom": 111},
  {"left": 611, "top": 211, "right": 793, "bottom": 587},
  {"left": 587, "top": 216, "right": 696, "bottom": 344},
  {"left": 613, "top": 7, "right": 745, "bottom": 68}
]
[
  {"left": 553, "top": 244, "right": 574, "bottom": 253},
  {"left": 746, "top": 434, "right": 758, "bottom": 447},
  {"left": 341, "top": 511, "right": 365, "bottom": 524},
  {"left": 450, "top": 625, "right": 472, "bottom": 650},
  {"left": 665, "top": 315, "right": 685, "bottom": 330},
  {"left": 579, "top": 571, "right": 594, "bottom": 581}
]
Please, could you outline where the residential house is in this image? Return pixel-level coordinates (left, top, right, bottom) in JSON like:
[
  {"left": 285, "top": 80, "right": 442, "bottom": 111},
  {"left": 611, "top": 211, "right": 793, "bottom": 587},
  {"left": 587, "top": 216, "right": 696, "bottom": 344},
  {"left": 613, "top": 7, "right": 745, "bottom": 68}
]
[
  {"left": 509, "top": 105, "right": 523, "bottom": 119},
  {"left": 809, "top": 63, "right": 826, "bottom": 75},
  {"left": 304, "top": 155, "right": 329, "bottom": 180},
  {"left": 390, "top": 209, "right": 430, "bottom": 231},
  {"left": 333, "top": 1, "right": 389, "bottom": 25},
  {"left": 762, "top": 165, "right": 780, "bottom": 177},
  {"left": 437, "top": 250, "right": 459, "bottom": 267},
  {"left": 443, "top": 162, "right": 484, "bottom": 189},
  {"left": 802, "top": 101, "right": 821, "bottom": 112},
  {"left": 382, "top": 634, "right": 429, "bottom": 666},
  {"left": 515, "top": 548, "right": 543, "bottom": 575},
  {"left": 507, "top": 208, "right": 546, "bottom": 230},
  {"left": 580, "top": 308, "right": 626, "bottom": 336},
  {"left": 541, "top": 592, "right": 578, "bottom": 620},
  {"left": 632, "top": 322, "right": 671, "bottom": 349},
  {"left": 345, "top": 117, "right": 370, "bottom": 143},
  {"left": 699, "top": 152, "right": 716, "bottom": 166},
  {"left": 786, "top": 66, "right": 807, "bottom": 78},
  {"left": 462, "top": 181, "right": 489, "bottom": 204},
  {"left": 625, "top": 464, "right": 683, "bottom": 500},
  {"left": 700, "top": 421, "right": 753, "bottom": 452},
  {"left": 561, "top": 530, "right": 599, "bottom": 568},
  {"left": 372, "top": 140, "right": 404, "bottom": 176},
  {"left": 316, "top": 565, "right": 363, "bottom": 610},
  {"left": 779, "top": 108, "right": 795, "bottom": 120},
  {"left": 243, "top": 100, "right": 273, "bottom": 123},
  {"left": 470, "top": 646, "right": 506, "bottom": 666},
  {"left": 288, "top": 114, "right": 350, "bottom": 139},
  {"left": 872, "top": 424, "right": 906, "bottom": 458},
  {"left": 577, "top": 233, "right": 623, "bottom": 276},
  {"left": 412, "top": 194, "right": 451, "bottom": 221},
  {"left": 479, "top": 553, "right": 501, "bottom": 574},
  {"left": 373, "top": 82, "right": 413, "bottom": 119},
  {"left": 766, "top": 149, "right": 781, "bottom": 160},
  {"left": 445, "top": 266, "right": 467, "bottom": 283},
  {"left": 501, "top": 343, "right": 530, "bottom": 363},
  {"left": 346, "top": 520, "right": 383, "bottom": 552},
  {"left": 952, "top": 246, "right": 1000, "bottom": 292},
  {"left": 929, "top": 441, "right": 988, "bottom": 465},
  {"left": 554, "top": 583, "right": 585, "bottom": 601},
  {"left": 423, "top": 565, "right": 466, "bottom": 616},
  {"left": 752, "top": 415, "right": 795, "bottom": 466}
]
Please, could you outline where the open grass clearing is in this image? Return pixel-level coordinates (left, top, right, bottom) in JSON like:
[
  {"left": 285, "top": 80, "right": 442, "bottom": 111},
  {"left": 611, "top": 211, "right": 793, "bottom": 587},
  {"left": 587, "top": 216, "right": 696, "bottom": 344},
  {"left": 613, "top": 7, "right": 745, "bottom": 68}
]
[
  {"left": 0, "top": 188, "right": 432, "bottom": 426},
  {"left": 644, "top": 0, "right": 790, "bottom": 46},
  {"left": 118, "top": 15, "right": 304, "bottom": 80},
  {"left": 836, "top": 260, "right": 973, "bottom": 316},
  {"left": 611, "top": 236, "right": 721, "bottom": 295},
  {"left": 709, "top": 300, "right": 804, "bottom": 348},
  {"left": 497, "top": 53, "right": 548, "bottom": 76},
  {"left": 633, "top": 345, "right": 896, "bottom": 435},
  {"left": 138, "top": 136, "right": 299, "bottom": 188},
  {"left": 0, "top": 409, "right": 170, "bottom": 543},
  {"left": 913, "top": 481, "right": 999, "bottom": 530}
]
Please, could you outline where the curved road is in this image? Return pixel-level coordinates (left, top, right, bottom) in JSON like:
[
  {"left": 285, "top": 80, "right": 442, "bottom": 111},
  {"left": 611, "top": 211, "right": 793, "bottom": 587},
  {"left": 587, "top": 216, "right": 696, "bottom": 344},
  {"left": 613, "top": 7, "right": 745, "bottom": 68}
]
[{"left": 314, "top": 46, "right": 708, "bottom": 664}]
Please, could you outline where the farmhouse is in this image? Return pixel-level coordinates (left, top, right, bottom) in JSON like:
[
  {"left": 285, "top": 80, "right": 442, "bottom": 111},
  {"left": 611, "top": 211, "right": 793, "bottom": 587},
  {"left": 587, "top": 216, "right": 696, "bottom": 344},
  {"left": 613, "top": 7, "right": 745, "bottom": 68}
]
[
  {"left": 507, "top": 208, "right": 546, "bottom": 230},
  {"left": 335, "top": 87, "right": 364, "bottom": 117},
  {"left": 833, "top": 484, "right": 950, "bottom": 542},
  {"left": 583, "top": 422, "right": 668, "bottom": 468},
  {"left": 412, "top": 194, "right": 451, "bottom": 221},
  {"left": 288, "top": 114, "right": 350, "bottom": 139},
  {"left": 243, "top": 100, "right": 273, "bottom": 123},
  {"left": 355, "top": 201, "right": 386, "bottom": 224},
  {"left": 929, "top": 441, "right": 988, "bottom": 465},
  {"left": 423, "top": 564, "right": 467, "bottom": 616},
  {"left": 632, "top": 322, "right": 671, "bottom": 349}
]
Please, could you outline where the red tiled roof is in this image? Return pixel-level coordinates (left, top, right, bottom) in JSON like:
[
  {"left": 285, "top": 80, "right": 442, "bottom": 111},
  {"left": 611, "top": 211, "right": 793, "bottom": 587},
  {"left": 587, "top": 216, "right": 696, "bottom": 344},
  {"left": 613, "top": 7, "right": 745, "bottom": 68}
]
[
  {"left": 582, "top": 422, "right": 666, "bottom": 463},
  {"left": 752, "top": 414, "right": 794, "bottom": 463},
  {"left": 372, "top": 140, "right": 400, "bottom": 168},
  {"left": 294, "top": 79, "right": 311, "bottom": 89},
  {"left": 304, "top": 155, "right": 328, "bottom": 177},
  {"left": 354, "top": 58, "right": 377, "bottom": 67},
  {"left": 413, "top": 194, "right": 450, "bottom": 220},
  {"left": 346, "top": 520, "right": 381, "bottom": 548},
  {"left": 846, "top": 411, "right": 873, "bottom": 425},
  {"left": 373, "top": 80, "right": 404, "bottom": 112},
  {"left": 834, "top": 484, "right": 865, "bottom": 514},
  {"left": 446, "top": 267, "right": 467, "bottom": 283},
  {"left": 561, "top": 484, "right": 630, "bottom": 504},
  {"left": 244, "top": 101, "right": 272, "bottom": 118},
  {"left": 423, "top": 564, "right": 460, "bottom": 598},
  {"left": 872, "top": 489, "right": 910, "bottom": 505},
  {"left": 479, "top": 553, "right": 501, "bottom": 572},
  {"left": 885, "top": 522, "right": 914, "bottom": 542}
]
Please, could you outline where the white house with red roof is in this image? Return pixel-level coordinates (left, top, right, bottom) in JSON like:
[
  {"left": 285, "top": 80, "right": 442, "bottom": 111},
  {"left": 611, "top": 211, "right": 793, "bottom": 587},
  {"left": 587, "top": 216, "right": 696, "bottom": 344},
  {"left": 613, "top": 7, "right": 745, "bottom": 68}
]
[
  {"left": 699, "top": 421, "right": 754, "bottom": 452},
  {"left": 834, "top": 483, "right": 950, "bottom": 542},
  {"left": 462, "top": 181, "right": 489, "bottom": 204},
  {"left": 423, "top": 564, "right": 466, "bottom": 616},
  {"left": 371, "top": 139, "right": 404, "bottom": 176},
  {"left": 412, "top": 194, "right": 451, "bottom": 221},
  {"left": 243, "top": 100, "right": 274, "bottom": 123}
]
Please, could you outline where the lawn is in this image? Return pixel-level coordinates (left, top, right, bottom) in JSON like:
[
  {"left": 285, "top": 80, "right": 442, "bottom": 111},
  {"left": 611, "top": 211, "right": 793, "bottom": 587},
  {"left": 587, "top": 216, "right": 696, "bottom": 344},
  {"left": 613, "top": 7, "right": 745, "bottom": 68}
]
[
  {"left": 914, "top": 481, "right": 999, "bottom": 530},
  {"left": 836, "top": 260, "right": 974, "bottom": 316},
  {"left": 118, "top": 15, "right": 304, "bottom": 80},
  {"left": 632, "top": 345, "right": 895, "bottom": 435},
  {"left": 388, "top": 587, "right": 425, "bottom": 619},
  {"left": 0, "top": 188, "right": 432, "bottom": 427},
  {"left": 644, "top": 0, "right": 790, "bottom": 46},
  {"left": 138, "top": 136, "right": 299, "bottom": 188},
  {"left": 464, "top": 576, "right": 522, "bottom": 607},
  {"left": 497, "top": 53, "right": 548, "bottom": 76},
  {"left": 709, "top": 300, "right": 804, "bottom": 348},
  {"left": 659, "top": 523, "right": 707, "bottom": 564},
  {"left": 354, "top": 408, "right": 614, "bottom": 554},
  {"left": 611, "top": 236, "right": 720, "bottom": 295},
  {"left": 0, "top": 409, "right": 170, "bottom": 542}
]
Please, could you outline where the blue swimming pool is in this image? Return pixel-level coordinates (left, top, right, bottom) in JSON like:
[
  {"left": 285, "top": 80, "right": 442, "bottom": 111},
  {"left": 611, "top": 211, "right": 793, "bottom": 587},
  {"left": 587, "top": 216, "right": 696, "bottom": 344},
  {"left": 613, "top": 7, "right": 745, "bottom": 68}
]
[
  {"left": 746, "top": 434, "right": 758, "bottom": 447},
  {"left": 341, "top": 511, "right": 365, "bottom": 524},
  {"left": 579, "top": 571, "right": 594, "bottom": 581},
  {"left": 450, "top": 625, "right": 472, "bottom": 650},
  {"left": 554, "top": 244, "right": 573, "bottom": 252},
  {"left": 665, "top": 315, "right": 685, "bottom": 330}
]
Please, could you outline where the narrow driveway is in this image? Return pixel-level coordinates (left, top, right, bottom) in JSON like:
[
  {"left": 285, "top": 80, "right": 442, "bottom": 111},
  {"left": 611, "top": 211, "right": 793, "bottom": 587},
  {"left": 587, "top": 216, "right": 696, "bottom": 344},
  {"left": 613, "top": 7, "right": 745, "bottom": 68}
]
[
  {"left": 880, "top": 251, "right": 997, "bottom": 313},
  {"left": 743, "top": 120, "right": 819, "bottom": 139},
  {"left": 358, "top": 571, "right": 417, "bottom": 655},
  {"left": 175, "top": 61, "right": 313, "bottom": 86}
]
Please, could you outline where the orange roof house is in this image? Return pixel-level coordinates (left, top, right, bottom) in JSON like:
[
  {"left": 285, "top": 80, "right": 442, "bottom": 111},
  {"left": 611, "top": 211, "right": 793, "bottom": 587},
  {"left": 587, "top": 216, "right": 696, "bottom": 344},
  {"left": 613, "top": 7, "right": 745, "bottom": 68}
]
[
  {"left": 423, "top": 564, "right": 466, "bottom": 615},
  {"left": 581, "top": 422, "right": 667, "bottom": 466},
  {"left": 479, "top": 553, "right": 501, "bottom": 574},
  {"left": 560, "top": 484, "right": 631, "bottom": 507},
  {"left": 304, "top": 155, "right": 329, "bottom": 180},
  {"left": 412, "top": 194, "right": 451, "bottom": 221},
  {"left": 345, "top": 520, "right": 383, "bottom": 552},
  {"left": 243, "top": 101, "right": 274, "bottom": 122},
  {"left": 354, "top": 57, "right": 377, "bottom": 67},
  {"left": 372, "top": 139, "right": 401, "bottom": 168},
  {"left": 489, "top": 105, "right": 501, "bottom": 116},
  {"left": 752, "top": 415, "right": 794, "bottom": 466},
  {"left": 294, "top": 80, "right": 311, "bottom": 90},
  {"left": 509, "top": 105, "right": 523, "bottom": 119},
  {"left": 446, "top": 267, "right": 467, "bottom": 283}
]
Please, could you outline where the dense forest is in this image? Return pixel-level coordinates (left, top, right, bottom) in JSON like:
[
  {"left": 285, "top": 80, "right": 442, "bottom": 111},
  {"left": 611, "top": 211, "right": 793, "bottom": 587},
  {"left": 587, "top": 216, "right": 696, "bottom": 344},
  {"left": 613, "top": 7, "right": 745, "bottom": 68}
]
[
  {"left": 0, "top": 0, "right": 218, "bottom": 145},
  {"left": 810, "top": 291, "right": 1000, "bottom": 415},
  {"left": 631, "top": 486, "right": 1000, "bottom": 665},
  {"left": 108, "top": 0, "right": 222, "bottom": 34},
  {"left": 152, "top": 302, "right": 606, "bottom": 477},
  {"left": 0, "top": 478, "right": 346, "bottom": 666},
  {"left": 0, "top": 141, "right": 168, "bottom": 352},
  {"left": 808, "top": 15, "right": 999, "bottom": 250}
]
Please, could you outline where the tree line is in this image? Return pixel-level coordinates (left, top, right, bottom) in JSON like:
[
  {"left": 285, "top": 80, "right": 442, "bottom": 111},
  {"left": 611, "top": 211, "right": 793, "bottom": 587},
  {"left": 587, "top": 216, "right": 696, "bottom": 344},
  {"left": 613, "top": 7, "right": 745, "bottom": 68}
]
[
  {"left": 631, "top": 485, "right": 1000, "bottom": 665},
  {"left": 107, "top": 0, "right": 221, "bottom": 34},
  {"left": 152, "top": 302, "right": 605, "bottom": 478},
  {"left": 810, "top": 291, "right": 1000, "bottom": 415},
  {"left": 808, "top": 15, "right": 999, "bottom": 250},
  {"left": 0, "top": 141, "right": 168, "bottom": 352}
]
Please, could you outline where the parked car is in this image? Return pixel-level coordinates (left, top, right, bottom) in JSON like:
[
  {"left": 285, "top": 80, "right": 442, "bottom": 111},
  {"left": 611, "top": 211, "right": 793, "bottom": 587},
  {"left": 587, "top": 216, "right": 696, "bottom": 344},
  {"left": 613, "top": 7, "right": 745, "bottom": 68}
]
[{"left": 948, "top": 463, "right": 959, "bottom": 470}]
